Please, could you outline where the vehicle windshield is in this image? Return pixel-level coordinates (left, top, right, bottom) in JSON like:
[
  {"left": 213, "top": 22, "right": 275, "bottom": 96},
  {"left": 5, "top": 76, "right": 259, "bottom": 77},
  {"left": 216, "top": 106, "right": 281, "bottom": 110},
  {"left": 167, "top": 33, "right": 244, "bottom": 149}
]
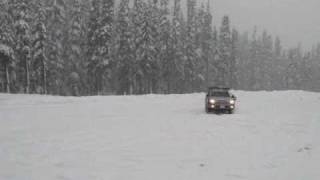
[{"left": 209, "top": 91, "right": 230, "bottom": 97}]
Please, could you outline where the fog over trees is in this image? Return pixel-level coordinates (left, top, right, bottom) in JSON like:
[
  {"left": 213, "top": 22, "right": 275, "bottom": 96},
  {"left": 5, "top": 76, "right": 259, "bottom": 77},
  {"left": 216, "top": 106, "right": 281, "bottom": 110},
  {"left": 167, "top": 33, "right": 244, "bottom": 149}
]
[{"left": 0, "top": 0, "right": 319, "bottom": 96}]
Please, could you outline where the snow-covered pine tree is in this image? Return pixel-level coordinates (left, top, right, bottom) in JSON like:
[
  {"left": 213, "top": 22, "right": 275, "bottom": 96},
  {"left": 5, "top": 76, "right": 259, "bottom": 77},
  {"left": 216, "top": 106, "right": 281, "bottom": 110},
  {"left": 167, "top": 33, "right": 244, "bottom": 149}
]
[
  {"left": 199, "top": 1, "right": 213, "bottom": 89},
  {"left": 212, "top": 26, "right": 218, "bottom": 50},
  {"left": 249, "top": 30, "right": 272, "bottom": 90},
  {"left": 261, "top": 30, "right": 273, "bottom": 90},
  {"left": 131, "top": 0, "right": 144, "bottom": 94},
  {"left": 184, "top": 0, "right": 197, "bottom": 92},
  {"left": 46, "top": 0, "right": 66, "bottom": 94},
  {"left": 33, "top": 1, "right": 47, "bottom": 94},
  {"left": 218, "top": 15, "right": 232, "bottom": 88},
  {"left": 158, "top": 0, "right": 172, "bottom": 93},
  {"left": 68, "top": 0, "right": 82, "bottom": 70},
  {"left": 286, "top": 45, "right": 303, "bottom": 89},
  {"left": 274, "top": 36, "right": 282, "bottom": 58},
  {"left": 86, "top": 0, "right": 101, "bottom": 94},
  {"left": 65, "top": 0, "right": 84, "bottom": 96},
  {"left": 195, "top": 4, "right": 205, "bottom": 49},
  {"left": 0, "top": 44, "right": 14, "bottom": 93},
  {"left": 210, "top": 26, "right": 220, "bottom": 86},
  {"left": 0, "top": 1, "right": 14, "bottom": 48},
  {"left": 0, "top": 1, "right": 15, "bottom": 93},
  {"left": 272, "top": 36, "right": 284, "bottom": 90},
  {"left": 231, "top": 31, "right": 246, "bottom": 89},
  {"left": 12, "top": 0, "right": 32, "bottom": 93},
  {"left": 310, "top": 43, "right": 320, "bottom": 90},
  {"left": 249, "top": 27, "right": 259, "bottom": 90},
  {"left": 300, "top": 52, "right": 312, "bottom": 90},
  {"left": 87, "top": 0, "right": 114, "bottom": 94},
  {"left": 192, "top": 3, "right": 206, "bottom": 91},
  {"left": 117, "top": 0, "right": 134, "bottom": 95},
  {"left": 135, "top": 0, "right": 158, "bottom": 94},
  {"left": 231, "top": 28, "right": 239, "bottom": 89},
  {"left": 95, "top": 0, "right": 114, "bottom": 94},
  {"left": 168, "top": 0, "right": 184, "bottom": 93}
]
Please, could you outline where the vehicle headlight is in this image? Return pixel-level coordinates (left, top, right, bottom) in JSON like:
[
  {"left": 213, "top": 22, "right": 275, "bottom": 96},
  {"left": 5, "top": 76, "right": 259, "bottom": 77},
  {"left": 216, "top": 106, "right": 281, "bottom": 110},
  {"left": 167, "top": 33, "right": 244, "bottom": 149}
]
[
  {"left": 209, "top": 99, "right": 215, "bottom": 104},
  {"left": 230, "top": 100, "right": 235, "bottom": 104}
]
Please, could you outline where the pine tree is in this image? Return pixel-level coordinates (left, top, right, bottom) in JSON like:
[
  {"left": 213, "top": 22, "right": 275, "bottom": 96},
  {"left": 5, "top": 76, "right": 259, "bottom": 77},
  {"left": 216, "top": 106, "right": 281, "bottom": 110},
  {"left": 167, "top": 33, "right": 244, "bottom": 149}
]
[
  {"left": 117, "top": 0, "right": 133, "bottom": 94},
  {"left": 46, "top": 0, "right": 66, "bottom": 94},
  {"left": 0, "top": 44, "right": 14, "bottom": 93},
  {"left": 134, "top": 1, "right": 158, "bottom": 94},
  {"left": 158, "top": 0, "right": 172, "bottom": 93},
  {"left": 286, "top": 45, "right": 303, "bottom": 89},
  {"left": 310, "top": 43, "right": 320, "bottom": 90},
  {"left": 12, "top": 0, "right": 32, "bottom": 93},
  {"left": 0, "top": 2, "right": 14, "bottom": 48},
  {"left": 261, "top": 30, "right": 273, "bottom": 90},
  {"left": 65, "top": 0, "right": 84, "bottom": 96},
  {"left": 249, "top": 27, "right": 259, "bottom": 90},
  {"left": 218, "top": 15, "right": 232, "bottom": 87},
  {"left": 184, "top": 0, "right": 197, "bottom": 92},
  {"left": 0, "top": 1, "right": 15, "bottom": 93},
  {"left": 274, "top": 36, "right": 282, "bottom": 57},
  {"left": 131, "top": 0, "right": 144, "bottom": 94},
  {"left": 231, "top": 29, "right": 239, "bottom": 89},
  {"left": 33, "top": 2, "right": 47, "bottom": 94},
  {"left": 195, "top": 4, "right": 205, "bottom": 48},
  {"left": 200, "top": 1, "right": 213, "bottom": 89},
  {"left": 98, "top": 0, "right": 114, "bottom": 61},
  {"left": 234, "top": 31, "right": 249, "bottom": 89},
  {"left": 192, "top": 3, "right": 206, "bottom": 91},
  {"left": 210, "top": 26, "right": 220, "bottom": 86},
  {"left": 169, "top": 0, "right": 184, "bottom": 93},
  {"left": 86, "top": 0, "right": 100, "bottom": 94},
  {"left": 97, "top": 0, "right": 114, "bottom": 93},
  {"left": 87, "top": 0, "right": 114, "bottom": 94},
  {"left": 68, "top": 0, "right": 82, "bottom": 70},
  {"left": 212, "top": 27, "right": 218, "bottom": 50}
]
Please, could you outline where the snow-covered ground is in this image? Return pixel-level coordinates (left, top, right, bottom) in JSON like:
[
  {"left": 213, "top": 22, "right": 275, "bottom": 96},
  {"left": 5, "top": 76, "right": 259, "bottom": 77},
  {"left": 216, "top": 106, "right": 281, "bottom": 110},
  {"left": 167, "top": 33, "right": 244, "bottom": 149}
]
[{"left": 0, "top": 91, "right": 320, "bottom": 180}]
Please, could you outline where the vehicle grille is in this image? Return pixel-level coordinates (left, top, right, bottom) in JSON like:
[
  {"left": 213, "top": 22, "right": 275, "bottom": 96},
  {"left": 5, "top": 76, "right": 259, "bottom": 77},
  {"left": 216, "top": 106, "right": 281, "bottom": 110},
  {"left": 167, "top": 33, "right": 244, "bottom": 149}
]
[{"left": 216, "top": 100, "right": 229, "bottom": 105}]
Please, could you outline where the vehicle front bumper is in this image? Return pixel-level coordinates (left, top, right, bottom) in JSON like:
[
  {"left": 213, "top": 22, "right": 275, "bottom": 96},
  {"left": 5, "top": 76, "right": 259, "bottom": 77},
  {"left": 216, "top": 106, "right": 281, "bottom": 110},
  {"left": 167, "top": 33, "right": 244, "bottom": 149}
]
[{"left": 207, "top": 103, "right": 235, "bottom": 110}]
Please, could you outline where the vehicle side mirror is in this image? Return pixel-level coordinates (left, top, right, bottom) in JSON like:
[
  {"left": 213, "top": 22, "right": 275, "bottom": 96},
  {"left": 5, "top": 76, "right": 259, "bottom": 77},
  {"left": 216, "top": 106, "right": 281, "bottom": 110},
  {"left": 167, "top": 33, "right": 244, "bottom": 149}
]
[{"left": 231, "top": 95, "right": 237, "bottom": 100}]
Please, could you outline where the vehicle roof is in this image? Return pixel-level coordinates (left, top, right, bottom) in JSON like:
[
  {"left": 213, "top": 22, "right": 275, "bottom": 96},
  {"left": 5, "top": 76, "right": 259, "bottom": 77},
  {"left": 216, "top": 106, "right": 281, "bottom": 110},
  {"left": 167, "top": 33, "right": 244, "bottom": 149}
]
[{"left": 208, "top": 87, "right": 230, "bottom": 91}]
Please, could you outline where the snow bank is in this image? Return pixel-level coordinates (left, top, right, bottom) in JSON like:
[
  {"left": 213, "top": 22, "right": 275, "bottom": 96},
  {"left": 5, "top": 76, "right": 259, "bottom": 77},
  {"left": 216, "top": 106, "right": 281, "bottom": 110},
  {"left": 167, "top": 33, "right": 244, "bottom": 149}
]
[{"left": 0, "top": 91, "right": 319, "bottom": 180}]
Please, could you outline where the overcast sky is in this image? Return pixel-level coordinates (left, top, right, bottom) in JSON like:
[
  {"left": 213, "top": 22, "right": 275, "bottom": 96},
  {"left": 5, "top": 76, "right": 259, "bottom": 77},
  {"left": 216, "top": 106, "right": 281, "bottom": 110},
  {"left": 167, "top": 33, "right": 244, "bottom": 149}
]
[{"left": 205, "top": 0, "right": 320, "bottom": 49}]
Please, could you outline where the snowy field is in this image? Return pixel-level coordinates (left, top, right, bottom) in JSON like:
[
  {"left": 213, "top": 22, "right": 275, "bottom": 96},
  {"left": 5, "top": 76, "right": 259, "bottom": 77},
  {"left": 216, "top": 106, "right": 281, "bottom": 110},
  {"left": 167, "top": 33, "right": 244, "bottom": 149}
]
[{"left": 0, "top": 91, "right": 320, "bottom": 180}]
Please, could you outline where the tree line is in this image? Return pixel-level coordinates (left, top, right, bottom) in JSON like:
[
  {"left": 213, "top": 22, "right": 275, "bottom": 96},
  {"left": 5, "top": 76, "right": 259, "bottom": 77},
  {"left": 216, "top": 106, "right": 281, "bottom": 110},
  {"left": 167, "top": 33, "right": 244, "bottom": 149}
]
[{"left": 0, "top": 0, "right": 319, "bottom": 96}]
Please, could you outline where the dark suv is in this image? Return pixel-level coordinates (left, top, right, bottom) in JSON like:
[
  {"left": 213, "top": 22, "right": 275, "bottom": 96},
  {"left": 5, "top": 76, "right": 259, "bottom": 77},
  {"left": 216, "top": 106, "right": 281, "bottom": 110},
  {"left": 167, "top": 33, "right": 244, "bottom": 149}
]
[{"left": 205, "top": 87, "right": 237, "bottom": 114}]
